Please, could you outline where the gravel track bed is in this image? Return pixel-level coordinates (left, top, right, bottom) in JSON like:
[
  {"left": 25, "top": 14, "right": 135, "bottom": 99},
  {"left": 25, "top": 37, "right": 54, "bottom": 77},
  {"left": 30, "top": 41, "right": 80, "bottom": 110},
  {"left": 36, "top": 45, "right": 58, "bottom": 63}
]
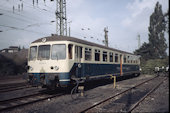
[
  {"left": 1, "top": 75, "right": 168, "bottom": 113},
  {"left": 132, "top": 77, "right": 169, "bottom": 113},
  {"left": 86, "top": 76, "right": 166, "bottom": 112},
  {"left": 0, "top": 87, "right": 45, "bottom": 101}
]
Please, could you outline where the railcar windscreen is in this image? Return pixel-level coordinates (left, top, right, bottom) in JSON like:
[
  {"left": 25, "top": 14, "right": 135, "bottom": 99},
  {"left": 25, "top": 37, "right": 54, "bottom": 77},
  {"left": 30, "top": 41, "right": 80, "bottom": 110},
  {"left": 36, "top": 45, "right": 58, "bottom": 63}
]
[
  {"left": 29, "top": 46, "right": 37, "bottom": 61},
  {"left": 51, "top": 44, "right": 66, "bottom": 60},
  {"left": 38, "top": 45, "right": 50, "bottom": 60}
]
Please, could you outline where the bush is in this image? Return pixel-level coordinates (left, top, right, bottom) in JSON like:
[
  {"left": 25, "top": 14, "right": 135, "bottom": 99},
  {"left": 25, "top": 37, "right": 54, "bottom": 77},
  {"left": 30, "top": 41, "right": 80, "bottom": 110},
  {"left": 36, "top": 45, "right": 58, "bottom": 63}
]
[{"left": 140, "top": 57, "right": 169, "bottom": 75}]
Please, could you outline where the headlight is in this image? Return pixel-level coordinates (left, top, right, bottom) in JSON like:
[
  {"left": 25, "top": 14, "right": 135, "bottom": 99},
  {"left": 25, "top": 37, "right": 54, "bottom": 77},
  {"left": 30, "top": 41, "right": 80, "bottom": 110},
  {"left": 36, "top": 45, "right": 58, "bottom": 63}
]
[
  {"left": 54, "top": 66, "right": 59, "bottom": 71},
  {"left": 26, "top": 65, "right": 30, "bottom": 70},
  {"left": 30, "top": 66, "right": 33, "bottom": 71}
]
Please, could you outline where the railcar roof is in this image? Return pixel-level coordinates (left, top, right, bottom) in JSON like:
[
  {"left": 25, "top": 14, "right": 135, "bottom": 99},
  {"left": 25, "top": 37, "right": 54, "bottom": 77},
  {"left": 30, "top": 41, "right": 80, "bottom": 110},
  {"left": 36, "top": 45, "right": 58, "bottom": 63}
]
[{"left": 32, "top": 35, "right": 134, "bottom": 55}]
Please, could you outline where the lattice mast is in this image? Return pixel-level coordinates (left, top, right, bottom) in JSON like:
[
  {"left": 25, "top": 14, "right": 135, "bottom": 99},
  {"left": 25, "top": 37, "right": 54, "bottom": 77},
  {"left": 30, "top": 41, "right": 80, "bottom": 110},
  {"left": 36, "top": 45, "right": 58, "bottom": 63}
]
[
  {"left": 137, "top": 34, "right": 141, "bottom": 49},
  {"left": 104, "top": 27, "right": 109, "bottom": 47},
  {"left": 56, "top": 0, "right": 67, "bottom": 36}
]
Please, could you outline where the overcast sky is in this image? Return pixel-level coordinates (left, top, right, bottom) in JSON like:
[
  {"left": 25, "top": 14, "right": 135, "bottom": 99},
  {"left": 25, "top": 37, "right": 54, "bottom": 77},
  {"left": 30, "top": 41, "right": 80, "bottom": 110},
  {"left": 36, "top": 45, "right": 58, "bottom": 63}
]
[{"left": 0, "top": 0, "right": 169, "bottom": 53}]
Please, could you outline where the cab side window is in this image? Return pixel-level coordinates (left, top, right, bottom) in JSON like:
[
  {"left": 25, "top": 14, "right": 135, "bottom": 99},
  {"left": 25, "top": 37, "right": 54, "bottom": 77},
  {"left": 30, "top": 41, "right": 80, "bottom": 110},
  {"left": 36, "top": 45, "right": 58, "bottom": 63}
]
[{"left": 68, "top": 44, "right": 73, "bottom": 59}]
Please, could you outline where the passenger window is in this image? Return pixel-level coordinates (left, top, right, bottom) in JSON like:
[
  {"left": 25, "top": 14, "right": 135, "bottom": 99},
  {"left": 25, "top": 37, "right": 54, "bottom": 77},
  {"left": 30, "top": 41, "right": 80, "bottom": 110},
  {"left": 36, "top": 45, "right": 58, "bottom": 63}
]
[
  {"left": 127, "top": 56, "right": 130, "bottom": 63},
  {"left": 115, "top": 53, "right": 118, "bottom": 63},
  {"left": 85, "top": 48, "right": 91, "bottom": 61},
  {"left": 103, "top": 51, "right": 107, "bottom": 62},
  {"left": 134, "top": 60, "right": 136, "bottom": 64},
  {"left": 95, "top": 49, "right": 100, "bottom": 61},
  {"left": 68, "top": 44, "right": 73, "bottom": 59},
  {"left": 109, "top": 52, "right": 113, "bottom": 62},
  {"left": 124, "top": 55, "right": 126, "bottom": 63},
  {"left": 75, "top": 46, "right": 82, "bottom": 59}
]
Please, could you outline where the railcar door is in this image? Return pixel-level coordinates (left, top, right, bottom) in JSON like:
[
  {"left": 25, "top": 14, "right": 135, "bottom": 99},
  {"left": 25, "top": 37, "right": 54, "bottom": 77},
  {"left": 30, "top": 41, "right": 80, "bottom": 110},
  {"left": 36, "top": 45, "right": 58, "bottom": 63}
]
[{"left": 75, "top": 46, "right": 83, "bottom": 78}]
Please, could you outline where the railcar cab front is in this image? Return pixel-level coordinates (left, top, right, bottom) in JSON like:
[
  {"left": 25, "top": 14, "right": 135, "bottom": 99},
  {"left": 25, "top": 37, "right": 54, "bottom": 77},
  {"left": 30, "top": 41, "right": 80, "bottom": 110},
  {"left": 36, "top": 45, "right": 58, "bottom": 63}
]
[{"left": 28, "top": 39, "right": 75, "bottom": 87}]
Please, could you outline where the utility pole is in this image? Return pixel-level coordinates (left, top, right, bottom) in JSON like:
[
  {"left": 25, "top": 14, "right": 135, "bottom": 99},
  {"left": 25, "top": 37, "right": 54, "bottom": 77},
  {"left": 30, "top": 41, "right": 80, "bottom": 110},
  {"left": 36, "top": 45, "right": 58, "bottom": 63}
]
[
  {"left": 137, "top": 34, "right": 141, "bottom": 49},
  {"left": 104, "top": 27, "right": 108, "bottom": 47},
  {"left": 56, "top": 0, "right": 67, "bottom": 36}
]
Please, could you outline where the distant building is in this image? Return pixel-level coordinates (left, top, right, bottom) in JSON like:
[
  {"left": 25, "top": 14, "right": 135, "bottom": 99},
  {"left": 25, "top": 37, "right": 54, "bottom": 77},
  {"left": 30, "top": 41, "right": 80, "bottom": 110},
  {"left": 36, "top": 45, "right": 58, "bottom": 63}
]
[{"left": 0, "top": 46, "right": 19, "bottom": 53}]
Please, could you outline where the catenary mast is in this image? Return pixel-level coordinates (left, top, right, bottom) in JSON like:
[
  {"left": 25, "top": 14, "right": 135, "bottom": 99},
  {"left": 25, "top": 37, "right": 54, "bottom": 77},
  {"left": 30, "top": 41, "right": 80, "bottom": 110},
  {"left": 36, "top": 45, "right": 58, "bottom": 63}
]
[{"left": 56, "top": 0, "right": 67, "bottom": 36}]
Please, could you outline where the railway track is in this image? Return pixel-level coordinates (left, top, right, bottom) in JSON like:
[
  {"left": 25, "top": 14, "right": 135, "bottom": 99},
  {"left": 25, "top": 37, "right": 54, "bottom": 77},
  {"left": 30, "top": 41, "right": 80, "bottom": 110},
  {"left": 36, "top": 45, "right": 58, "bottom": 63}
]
[
  {"left": 0, "top": 82, "right": 31, "bottom": 93},
  {"left": 79, "top": 75, "right": 168, "bottom": 113},
  {"left": 0, "top": 82, "right": 26, "bottom": 88},
  {"left": 0, "top": 90, "right": 64, "bottom": 112}
]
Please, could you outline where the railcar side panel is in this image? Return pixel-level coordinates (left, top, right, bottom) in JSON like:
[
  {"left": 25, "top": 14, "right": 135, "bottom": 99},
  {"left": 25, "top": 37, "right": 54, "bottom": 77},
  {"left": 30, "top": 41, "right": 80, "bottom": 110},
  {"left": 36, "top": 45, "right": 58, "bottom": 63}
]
[{"left": 69, "top": 63, "right": 140, "bottom": 78}]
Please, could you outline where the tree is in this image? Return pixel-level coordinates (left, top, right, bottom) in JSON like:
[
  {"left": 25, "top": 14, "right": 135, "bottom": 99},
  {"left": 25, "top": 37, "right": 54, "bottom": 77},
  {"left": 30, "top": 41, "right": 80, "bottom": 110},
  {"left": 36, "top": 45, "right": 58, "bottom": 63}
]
[
  {"left": 148, "top": 2, "right": 167, "bottom": 59},
  {"left": 134, "top": 42, "right": 151, "bottom": 60},
  {"left": 164, "top": 9, "right": 169, "bottom": 33},
  {"left": 164, "top": 9, "right": 169, "bottom": 57},
  {"left": 134, "top": 2, "right": 167, "bottom": 59}
]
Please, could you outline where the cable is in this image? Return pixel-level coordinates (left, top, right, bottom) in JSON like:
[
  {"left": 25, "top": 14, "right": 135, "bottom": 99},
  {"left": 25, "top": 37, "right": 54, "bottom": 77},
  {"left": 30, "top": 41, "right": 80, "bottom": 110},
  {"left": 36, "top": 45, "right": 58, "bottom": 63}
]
[
  {"left": 0, "top": 0, "right": 55, "bottom": 20},
  {"left": 0, "top": 24, "right": 50, "bottom": 35},
  {"left": 1, "top": 13, "right": 32, "bottom": 23},
  {"left": 0, "top": 8, "right": 40, "bottom": 22},
  {"left": 71, "top": 29, "right": 105, "bottom": 44},
  {"left": 0, "top": 8, "right": 55, "bottom": 28},
  {"left": 0, "top": 4, "right": 55, "bottom": 32},
  {"left": 22, "top": 1, "right": 55, "bottom": 18},
  {"left": 0, "top": 14, "right": 55, "bottom": 34},
  {"left": 0, "top": 8, "right": 36, "bottom": 23},
  {"left": 71, "top": 79, "right": 80, "bottom": 99}
]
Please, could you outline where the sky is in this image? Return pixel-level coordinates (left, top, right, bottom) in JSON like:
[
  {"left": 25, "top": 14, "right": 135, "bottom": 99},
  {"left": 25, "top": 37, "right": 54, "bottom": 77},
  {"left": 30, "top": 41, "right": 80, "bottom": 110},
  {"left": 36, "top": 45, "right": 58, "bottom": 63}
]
[{"left": 0, "top": 0, "right": 169, "bottom": 53}]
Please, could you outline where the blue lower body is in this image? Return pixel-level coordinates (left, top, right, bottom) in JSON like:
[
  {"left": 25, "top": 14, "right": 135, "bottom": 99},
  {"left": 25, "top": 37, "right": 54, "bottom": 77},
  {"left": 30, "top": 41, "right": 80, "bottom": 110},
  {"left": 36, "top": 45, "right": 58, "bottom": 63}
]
[
  {"left": 28, "top": 73, "right": 70, "bottom": 87},
  {"left": 70, "top": 63, "right": 140, "bottom": 78},
  {"left": 28, "top": 63, "right": 140, "bottom": 87}
]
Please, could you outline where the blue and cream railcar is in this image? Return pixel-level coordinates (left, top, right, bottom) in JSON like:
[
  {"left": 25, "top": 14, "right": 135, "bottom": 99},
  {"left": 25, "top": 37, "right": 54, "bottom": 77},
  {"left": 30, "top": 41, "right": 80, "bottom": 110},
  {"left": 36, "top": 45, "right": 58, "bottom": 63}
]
[{"left": 27, "top": 36, "right": 140, "bottom": 87}]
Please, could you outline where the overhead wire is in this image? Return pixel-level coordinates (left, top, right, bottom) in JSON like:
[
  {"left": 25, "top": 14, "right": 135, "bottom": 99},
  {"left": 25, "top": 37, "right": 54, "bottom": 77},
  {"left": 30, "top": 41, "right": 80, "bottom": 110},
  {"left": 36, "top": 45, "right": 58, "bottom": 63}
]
[
  {"left": 22, "top": 0, "right": 55, "bottom": 18},
  {"left": 0, "top": 0, "right": 55, "bottom": 22},
  {"left": 0, "top": 24, "right": 50, "bottom": 35},
  {"left": 0, "top": 8, "right": 37, "bottom": 23},
  {"left": 0, "top": 12, "right": 33, "bottom": 23},
  {"left": 37, "top": 0, "right": 56, "bottom": 14},
  {"left": 0, "top": 0, "right": 103, "bottom": 41},
  {"left": 0, "top": 0, "right": 56, "bottom": 33},
  {"left": 0, "top": 13, "right": 55, "bottom": 34},
  {"left": 71, "top": 28, "right": 105, "bottom": 45},
  {"left": 0, "top": 7, "right": 40, "bottom": 22},
  {"left": 0, "top": 7, "right": 55, "bottom": 28},
  {"left": 3, "top": 0, "right": 55, "bottom": 20}
]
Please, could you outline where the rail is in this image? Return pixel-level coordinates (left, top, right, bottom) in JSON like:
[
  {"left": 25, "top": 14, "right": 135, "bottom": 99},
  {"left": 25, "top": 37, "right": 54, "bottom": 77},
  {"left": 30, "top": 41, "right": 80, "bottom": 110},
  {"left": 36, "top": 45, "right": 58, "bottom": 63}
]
[
  {"left": 79, "top": 75, "right": 166, "bottom": 113},
  {"left": 0, "top": 90, "right": 64, "bottom": 112}
]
